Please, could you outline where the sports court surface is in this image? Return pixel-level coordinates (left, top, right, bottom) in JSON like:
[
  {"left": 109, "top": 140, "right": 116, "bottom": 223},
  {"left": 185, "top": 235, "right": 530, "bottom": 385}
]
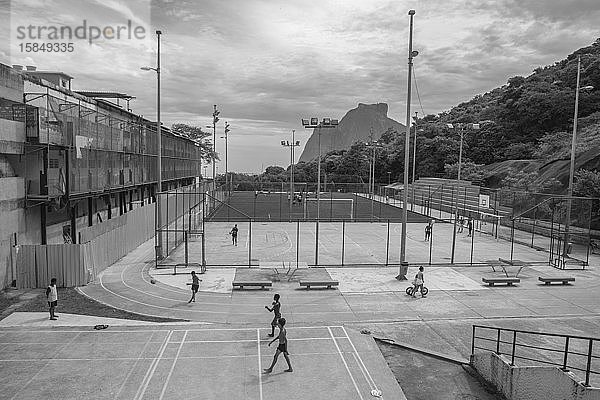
[{"left": 0, "top": 325, "right": 404, "bottom": 400}]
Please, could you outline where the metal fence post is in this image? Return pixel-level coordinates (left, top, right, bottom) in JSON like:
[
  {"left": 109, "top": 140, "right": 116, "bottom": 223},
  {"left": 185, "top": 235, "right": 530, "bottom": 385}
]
[
  {"left": 561, "top": 336, "right": 570, "bottom": 371},
  {"left": 296, "top": 219, "right": 299, "bottom": 269},
  {"left": 315, "top": 220, "right": 319, "bottom": 266},
  {"left": 341, "top": 219, "right": 345, "bottom": 266},
  {"left": 511, "top": 331, "right": 517, "bottom": 365},
  {"left": 585, "top": 339, "right": 593, "bottom": 386},
  {"left": 385, "top": 219, "right": 390, "bottom": 266},
  {"left": 429, "top": 223, "right": 433, "bottom": 265},
  {"left": 496, "top": 329, "right": 501, "bottom": 354},
  {"left": 510, "top": 219, "right": 515, "bottom": 261},
  {"left": 248, "top": 219, "right": 252, "bottom": 267},
  {"left": 471, "top": 325, "right": 476, "bottom": 355}
]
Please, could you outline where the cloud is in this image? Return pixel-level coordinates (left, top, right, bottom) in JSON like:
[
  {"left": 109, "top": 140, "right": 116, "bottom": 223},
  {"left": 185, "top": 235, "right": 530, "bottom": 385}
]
[{"left": 1, "top": 0, "right": 598, "bottom": 172}]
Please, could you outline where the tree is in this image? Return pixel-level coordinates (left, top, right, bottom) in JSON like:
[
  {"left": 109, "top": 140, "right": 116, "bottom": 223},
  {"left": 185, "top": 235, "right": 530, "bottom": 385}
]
[
  {"left": 573, "top": 169, "right": 600, "bottom": 198},
  {"left": 443, "top": 161, "right": 486, "bottom": 181},
  {"left": 171, "top": 123, "right": 217, "bottom": 163}
]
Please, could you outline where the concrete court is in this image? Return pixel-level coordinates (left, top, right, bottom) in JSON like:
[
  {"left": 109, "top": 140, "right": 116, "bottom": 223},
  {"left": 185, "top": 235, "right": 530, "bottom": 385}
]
[
  {"left": 0, "top": 325, "right": 405, "bottom": 400},
  {"left": 163, "top": 220, "right": 555, "bottom": 267}
]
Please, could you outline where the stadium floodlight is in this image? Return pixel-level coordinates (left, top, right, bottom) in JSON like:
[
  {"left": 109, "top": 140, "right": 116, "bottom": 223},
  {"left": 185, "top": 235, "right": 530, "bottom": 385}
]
[
  {"left": 331, "top": 119, "right": 339, "bottom": 126},
  {"left": 322, "top": 118, "right": 331, "bottom": 125},
  {"left": 310, "top": 117, "right": 318, "bottom": 126},
  {"left": 302, "top": 119, "right": 310, "bottom": 126},
  {"left": 281, "top": 140, "right": 286, "bottom": 145},
  {"left": 295, "top": 141, "right": 300, "bottom": 146}
]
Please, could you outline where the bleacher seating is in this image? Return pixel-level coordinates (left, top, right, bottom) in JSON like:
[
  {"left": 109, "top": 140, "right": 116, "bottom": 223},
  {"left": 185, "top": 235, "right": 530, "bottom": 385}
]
[{"left": 394, "top": 178, "right": 511, "bottom": 218}]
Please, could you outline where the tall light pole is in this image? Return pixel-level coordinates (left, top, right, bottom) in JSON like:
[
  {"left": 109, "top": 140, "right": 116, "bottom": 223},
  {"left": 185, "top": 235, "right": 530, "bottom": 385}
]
[
  {"left": 446, "top": 121, "right": 491, "bottom": 263},
  {"left": 221, "top": 122, "right": 230, "bottom": 193},
  {"left": 398, "top": 9, "right": 418, "bottom": 280},
  {"left": 564, "top": 55, "right": 594, "bottom": 256},
  {"left": 212, "top": 105, "right": 220, "bottom": 179},
  {"left": 302, "top": 117, "right": 338, "bottom": 266},
  {"left": 366, "top": 140, "right": 383, "bottom": 218},
  {"left": 411, "top": 111, "right": 418, "bottom": 210},
  {"left": 141, "top": 29, "right": 163, "bottom": 260},
  {"left": 281, "top": 133, "right": 301, "bottom": 218}
]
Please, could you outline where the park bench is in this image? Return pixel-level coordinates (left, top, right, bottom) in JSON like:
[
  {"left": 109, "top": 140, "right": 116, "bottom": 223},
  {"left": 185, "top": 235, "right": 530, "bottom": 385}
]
[
  {"left": 538, "top": 277, "right": 575, "bottom": 285},
  {"left": 482, "top": 277, "right": 520, "bottom": 286},
  {"left": 299, "top": 280, "right": 339, "bottom": 289},
  {"left": 232, "top": 281, "right": 272, "bottom": 290}
]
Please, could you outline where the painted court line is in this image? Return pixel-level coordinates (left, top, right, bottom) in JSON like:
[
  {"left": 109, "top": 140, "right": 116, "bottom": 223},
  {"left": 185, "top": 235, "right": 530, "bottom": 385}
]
[
  {"left": 342, "top": 326, "right": 381, "bottom": 396},
  {"left": 159, "top": 330, "right": 188, "bottom": 400},
  {"left": 0, "top": 351, "right": 350, "bottom": 363},
  {"left": 9, "top": 332, "right": 81, "bottom": 400},
  {"left": 328, "top": 326, "right": 364, "bottom": 400},
  {"left": 134, "top": 330, "right": 173, "bottom": 400},
  {"left": 115, "top": 331, "right": 156, "bottom": 399},
  {"left": 256, "top": 329, "right": 264, "bottom": 400}
]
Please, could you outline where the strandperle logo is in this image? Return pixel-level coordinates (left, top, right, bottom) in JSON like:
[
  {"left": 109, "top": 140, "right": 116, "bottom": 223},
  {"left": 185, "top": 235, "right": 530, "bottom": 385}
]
[{"left": 15, "top": 20, "right": 147, "bottom": 45}]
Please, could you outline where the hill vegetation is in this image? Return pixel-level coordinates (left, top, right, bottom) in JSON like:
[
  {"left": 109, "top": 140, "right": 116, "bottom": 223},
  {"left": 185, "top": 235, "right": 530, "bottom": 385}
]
[{"left": 231, "top": 39, "right": 600, "bottom": 198}]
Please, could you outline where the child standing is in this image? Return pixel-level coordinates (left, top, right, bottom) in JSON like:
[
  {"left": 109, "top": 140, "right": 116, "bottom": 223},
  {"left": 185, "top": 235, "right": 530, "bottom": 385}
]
[
  {"left": 265, "top": 294, "right": 281, "bottom": 337},
  {"left": 46, "top": 278, "right": 58, "bottom": 320},
  {"left": 264, "top": 317, "right": 293, "bottom": 373},
  {"left": 411, "top": 266, "right": 426, "bottom": 298},
  {"left": 424, "top": 222, "right": 432, "bottom": 241},
  {"left": 230, "top": 224, "right": 238, "bottom": 246}
]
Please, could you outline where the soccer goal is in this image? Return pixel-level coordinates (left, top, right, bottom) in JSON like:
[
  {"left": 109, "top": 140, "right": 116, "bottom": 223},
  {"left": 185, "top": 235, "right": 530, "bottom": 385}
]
[{"left": 303, "top": 197, "right": 354, "bottom": 220}]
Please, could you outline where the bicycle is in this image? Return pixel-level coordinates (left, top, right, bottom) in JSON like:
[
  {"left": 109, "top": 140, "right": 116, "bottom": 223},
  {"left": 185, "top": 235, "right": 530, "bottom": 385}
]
[{"left": 406, "top": 285, "right": 429, "bottom": 296}]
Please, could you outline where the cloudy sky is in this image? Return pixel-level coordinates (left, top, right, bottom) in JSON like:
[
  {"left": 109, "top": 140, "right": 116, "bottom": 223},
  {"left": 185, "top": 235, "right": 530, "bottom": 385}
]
[{"left": 2, "top": 0, "right": 600, "bottom": 173}]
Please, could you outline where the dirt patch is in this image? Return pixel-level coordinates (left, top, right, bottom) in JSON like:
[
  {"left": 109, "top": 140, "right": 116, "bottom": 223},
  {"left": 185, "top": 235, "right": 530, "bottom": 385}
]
[{"left": 0, "top": 288, "right": 186, "bottom": 323}]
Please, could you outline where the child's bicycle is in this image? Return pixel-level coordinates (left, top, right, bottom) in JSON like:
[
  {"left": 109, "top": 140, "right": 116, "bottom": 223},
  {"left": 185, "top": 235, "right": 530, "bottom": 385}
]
[{"left": 405, "top": 285, "right": 429, "bottom": 296}]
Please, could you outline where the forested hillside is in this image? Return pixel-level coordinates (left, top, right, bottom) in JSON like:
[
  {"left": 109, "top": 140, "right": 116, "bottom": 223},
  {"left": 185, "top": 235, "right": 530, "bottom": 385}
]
[{"left": 240, "top": 39, "right": 600, "bottom": 197}]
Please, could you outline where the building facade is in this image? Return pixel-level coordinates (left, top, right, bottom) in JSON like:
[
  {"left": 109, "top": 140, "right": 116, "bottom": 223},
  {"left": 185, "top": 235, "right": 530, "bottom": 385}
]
[{"left": 0, "top": 63, "right": 202, "bottom": 287}]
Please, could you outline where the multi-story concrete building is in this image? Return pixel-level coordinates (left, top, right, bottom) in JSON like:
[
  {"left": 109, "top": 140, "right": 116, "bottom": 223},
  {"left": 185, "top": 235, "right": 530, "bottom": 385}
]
[{"left": 0, "top": 63, "right": 202, "bottom": 287}]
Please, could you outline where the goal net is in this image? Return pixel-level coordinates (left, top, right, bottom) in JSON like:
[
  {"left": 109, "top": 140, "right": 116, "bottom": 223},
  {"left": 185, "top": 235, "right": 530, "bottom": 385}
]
[{"left": 303, "top": 198, "right": 354, "bottom": 220}]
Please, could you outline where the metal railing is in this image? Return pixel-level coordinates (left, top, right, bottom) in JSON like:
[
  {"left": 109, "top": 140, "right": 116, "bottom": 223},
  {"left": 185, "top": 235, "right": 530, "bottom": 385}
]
[{"left": 472, "top": 325, "right": 599, "bottom": 386}]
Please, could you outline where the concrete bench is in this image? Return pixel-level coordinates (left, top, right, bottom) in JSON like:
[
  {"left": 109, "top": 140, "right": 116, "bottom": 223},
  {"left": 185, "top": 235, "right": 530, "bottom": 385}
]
[
  {"left": 299, "top": 280, "right": 339, "bottom": 289},
  {"left": 482, "top": 277, "right": 520, "bottom": 286},
  {"left": 232, "top": 281, "right": 272, "bottom": 290},
  {"left": 538, "top": 277, "right": 575, "bottom": 285}
]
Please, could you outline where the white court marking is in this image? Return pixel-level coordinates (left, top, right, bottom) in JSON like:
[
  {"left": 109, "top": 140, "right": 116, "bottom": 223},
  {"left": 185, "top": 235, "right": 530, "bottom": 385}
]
[
  {"left": 328, "top": 327, "right": 364, "bottom": 400},
  {"left": 159, "top": 330, "right": 188, "bottom": 400},
  {"left": 256, "top": 329, "right": 264, "bottom": 400},
  {"left": 134, "top": 330, "right": 173, "bottom": 400}
]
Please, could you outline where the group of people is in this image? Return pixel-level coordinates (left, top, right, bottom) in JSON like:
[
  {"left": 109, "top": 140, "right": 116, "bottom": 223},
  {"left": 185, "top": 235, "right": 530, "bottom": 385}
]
[{"left": 457, "top": 215, "right": 474, "bottom": 237}]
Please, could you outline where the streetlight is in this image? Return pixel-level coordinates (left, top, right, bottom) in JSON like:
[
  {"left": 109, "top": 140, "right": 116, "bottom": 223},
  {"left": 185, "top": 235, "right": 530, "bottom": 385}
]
[
  {"left": 281, "top": 131, "right": 301, "bottom": 218},
  {"left": 398, "top": 9, "right": 418, "bottom": 280},
  {"left": 141, "top": 29, "right": 163, "bottom": 260},
  {"left": 301, "top": 117, "right": 339, "bottom": 266},
  {"left": 564, "top": 55, "right": 594, "bottom": 256},
  {"left": 366, "top": 140, "right": 383, "bottom": 219},
  {"left": 411, "top": 111, "right": 424, "bottom": 210},
  {"left": 211, "top": 105, "right": 220, "bottom": 179},
  {"left": 221, "top": 121, "right": 231, "bottom": 193},
  {"left": 446, "top": 120, "right": 492, "bottom": 264}
]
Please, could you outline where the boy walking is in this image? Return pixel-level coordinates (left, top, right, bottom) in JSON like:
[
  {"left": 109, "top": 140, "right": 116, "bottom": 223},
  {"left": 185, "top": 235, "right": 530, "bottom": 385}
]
[
  {"left": 264, "top": 317, "right": 293, "bottom": 373},
  {"left": 188, "top": 271, "right": 202, "bottom": 303},
  {"left": 265, "top": 294, "right": 281, "bottom": 337},
  {"left": 230, "top": 224, "right": 238, "bottom": 246},
  {"left": 46, "top": 278, "right": 58, "bottom": 320},
  {"left": 467, "top": 218, "right": 473, "bottom": 237}
]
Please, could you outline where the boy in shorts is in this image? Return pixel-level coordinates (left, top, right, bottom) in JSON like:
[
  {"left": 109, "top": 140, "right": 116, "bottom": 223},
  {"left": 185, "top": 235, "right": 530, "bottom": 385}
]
[
  {"left": 188, "top": 271, "right": 202, "bottom": 303},
  {"left": 264, "top": 317, "right": 293, "bottom": 373},
  {"left": 230, "top": 224, "right": 238, "bottom": 246},
  {"left": 410, "top": 266, "right": 426, "bottom": 298},
  {"left": 46, "top": 278, "right": 58, "bottom": 320},
  {"left": 265, "top": 293, "right": 281, "bottom": 337}
]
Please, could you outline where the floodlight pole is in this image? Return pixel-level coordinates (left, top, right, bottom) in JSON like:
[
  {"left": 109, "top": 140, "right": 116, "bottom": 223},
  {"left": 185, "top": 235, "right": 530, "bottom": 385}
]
[
  {"left": 412, "top": 111, "right": 418, "bottom": 210},
  {"left": 564, "top": 55, "right": 582, "bottom": 256},
  {"left": 398, "top": 9, "right": 416, "bottom": 280}
]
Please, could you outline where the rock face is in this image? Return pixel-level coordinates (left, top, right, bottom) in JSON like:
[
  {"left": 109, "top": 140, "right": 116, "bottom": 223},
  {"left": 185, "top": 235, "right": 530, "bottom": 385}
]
[{"left": 298, "top": 103, "right": 405, "bottom": 162}]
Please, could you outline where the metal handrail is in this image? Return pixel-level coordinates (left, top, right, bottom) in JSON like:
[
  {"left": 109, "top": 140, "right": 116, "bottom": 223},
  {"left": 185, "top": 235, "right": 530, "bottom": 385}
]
[{"left": 472, "top": 325, "right": 599, "bottom": 387}]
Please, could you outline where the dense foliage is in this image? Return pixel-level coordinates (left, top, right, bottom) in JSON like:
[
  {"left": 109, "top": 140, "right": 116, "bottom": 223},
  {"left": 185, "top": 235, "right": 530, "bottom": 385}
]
[{"left": 220, "top": 40, "right": 600, "bottom": 196}]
